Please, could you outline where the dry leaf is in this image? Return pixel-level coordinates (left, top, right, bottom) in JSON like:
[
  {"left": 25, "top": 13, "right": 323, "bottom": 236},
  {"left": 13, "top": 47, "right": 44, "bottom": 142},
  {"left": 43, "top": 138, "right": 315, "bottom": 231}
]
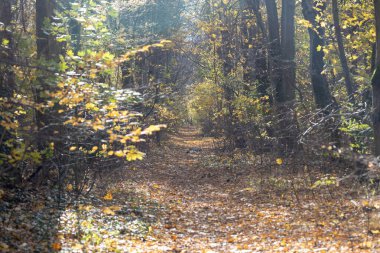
[
  {"left": 66, "top": 184, "right": 73, "bottom": 192},
  {"left": 52, "top": 242, "right": 62, "bottom": 251},
  {"left": 103, "top": 191, "right": 113, "bottom": 201},
  {"left": 102, "top": 207, "right": 116, "bottom": 215}
]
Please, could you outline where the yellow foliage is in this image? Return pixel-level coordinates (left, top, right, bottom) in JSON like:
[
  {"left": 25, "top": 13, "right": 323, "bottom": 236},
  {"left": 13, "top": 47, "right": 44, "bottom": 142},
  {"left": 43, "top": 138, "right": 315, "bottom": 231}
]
[
  {"left": 141, "top": 124, "right": 167, "bottom": 135},
  {"left": 126, "top": 149, "right": 145, "bottom": 161},
  {"left": 102, "top": 207, "right": 115, "bottom": 215},
  {"left": 103, "top": 192, "right": 113, "bottom": 201},
  {"left": 66, "top": 184, "right": 73, "bottom": 192},
  {"left": 114, "top": 150, "right": 124, "bottom": 157}
]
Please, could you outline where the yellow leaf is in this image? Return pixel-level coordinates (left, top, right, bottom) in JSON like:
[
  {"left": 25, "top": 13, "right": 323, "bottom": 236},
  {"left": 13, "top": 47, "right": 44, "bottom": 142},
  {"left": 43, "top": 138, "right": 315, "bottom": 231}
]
[
  {"left": 78, "top": 204, "right": 93, "bottom": 211},
  {"left": 126, "top": 149, "right": 145, "bottom": 161},
  {"left": 359, "top": 241, "right": 372, "bottom": 249},
  {"left": 114, "top": 150, "right": 124, "bottom": 157},
  {"left": 141, "top": 124, "right": 167, "bottom": 135},
  {"left": 102, "top": 207, "right": 115, "bottom": 215},
  {"left": 85, "top": 102, "right": 98, "bottom": 111},
  {"left": 69, "top": 146, "right": 77, "bottom": 151},
  {"left": 276, "top": 158, "right": 283, "bottom": 165},
  {"left": 109, "top": 205, "right": 122, "bottom": 211},
  {"left": 66, "top": 184, "right": 73, "bottom": 192},
  {"left": 316, "top": 45, "right": 322, "bottom": 52},
  {"left": 103, "top": 191, "right": 113, "bottom": 201}
]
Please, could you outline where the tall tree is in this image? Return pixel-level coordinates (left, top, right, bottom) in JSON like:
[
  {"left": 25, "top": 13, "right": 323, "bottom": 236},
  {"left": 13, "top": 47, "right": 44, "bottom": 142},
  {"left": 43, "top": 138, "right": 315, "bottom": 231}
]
[
  {"left": 0, "top": 0, "right": 19, "bottom": 182},
  {"left": 372, "top": 0, "right": 380, "bottom": 155},
  {"left": 35, "top": 0, "right": 63, "bottom": 150},
  {"left": 279, "top": 0, "right": 298, "bottom": 152},
  {"left": 302, "top": 0, "right": 333, "bottom": 110},
  {"left": 332, "top": 0, "right": 356, "bottom": 102},
  {"left": 0, "top": 0, "right": 15, "bottom": 98},
  {"left": 264, "top": 0, "right": 299, "bottom": 152},
  {"left": 264, "top": 0, "right": 281, "bottom": 101},
  {"left": 240, "top": 0, "right": 270, "bottom": 98},
  {"left": 217, "top": 1, "right": 244, "bottom": 148}
]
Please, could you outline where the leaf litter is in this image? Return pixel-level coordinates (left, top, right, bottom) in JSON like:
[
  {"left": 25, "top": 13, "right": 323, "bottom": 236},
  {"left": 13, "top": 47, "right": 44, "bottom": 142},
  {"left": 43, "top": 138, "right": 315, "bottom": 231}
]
[{"left": 0, "top": 127, "right": 380, "bottom": 252}]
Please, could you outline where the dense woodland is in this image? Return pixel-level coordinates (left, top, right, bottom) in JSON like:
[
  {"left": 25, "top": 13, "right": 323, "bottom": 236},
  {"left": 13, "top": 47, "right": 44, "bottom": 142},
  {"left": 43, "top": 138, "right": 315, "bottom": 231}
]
[{"left": 1, "top": 0, "right": 380, "bottom": 252}]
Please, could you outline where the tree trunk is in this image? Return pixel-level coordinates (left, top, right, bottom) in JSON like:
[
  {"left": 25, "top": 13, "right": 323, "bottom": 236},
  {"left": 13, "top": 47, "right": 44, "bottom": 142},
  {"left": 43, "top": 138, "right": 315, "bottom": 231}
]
[
  {"left": 217, "top": 1, "right": 244, "bottom": 148},
  {"left": 372, "top": 0, "right": 380, "bottom": 155},
  {"left": 279, "top": 0, "right": 299, "bottom": 152},
  {"left": 36, "top": 0, "right": 60, "bottom": 60},
  {"left": 0, "top": 0, "right": 15, "bottom": 98},
  {"left": 302, "top": 0, "right": 333, "bottom": 110},
  {"left": 264, "top": 0, "right": 299, "bottom": 153},
  {"left": 35, "top": 0, "right": 64, "bottom": 153},
  {"left": 264, "top": 0, "right": 281, "bottom": 102},
  {"left": 241, "top": 0, "right": 270, "bottom": 98},
  {"left": 332, "top": 0, "right": 356, "bottom": 102},
  {"left": 0, "top": 0, "right": 21, "bottom": 183}
]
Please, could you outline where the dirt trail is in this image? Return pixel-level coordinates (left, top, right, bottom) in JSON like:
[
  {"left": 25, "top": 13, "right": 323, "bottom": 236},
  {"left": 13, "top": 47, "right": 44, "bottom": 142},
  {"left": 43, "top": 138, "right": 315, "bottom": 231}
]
[
  {"left": 7, "top": 127, "right": 375, "bottom": 252},
  {"left": 113, "top": 127, "right": 378, "bottom": 252}
]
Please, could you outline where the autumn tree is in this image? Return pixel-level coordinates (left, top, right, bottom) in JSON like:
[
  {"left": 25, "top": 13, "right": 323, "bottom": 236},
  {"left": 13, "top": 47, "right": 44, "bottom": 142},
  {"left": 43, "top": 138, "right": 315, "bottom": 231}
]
[
  {"left": 372, "top": 0, "right": 380, "bottom": 155},
  {"left": 332, "top": 0, "right": 356, "bottom": 101},
  {"left": 35, "top": 0, "right": 62, "bottom": 143},
  {"left": 0, "top": 0, "right": 18, "bottom": 182},
  {"left": 264, "top": 0, "right": 299, "bottom": 152},
  {"left": 302, "top": 0, "right": 334, "bottom": 111}
]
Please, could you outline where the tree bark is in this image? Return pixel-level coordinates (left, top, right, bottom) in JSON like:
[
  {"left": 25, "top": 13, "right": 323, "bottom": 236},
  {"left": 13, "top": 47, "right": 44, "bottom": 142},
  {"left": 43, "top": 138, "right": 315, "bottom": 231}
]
[
  {"left": 0, "top": 0, "right": 15, "bottom": 132},
  {"left": 279, "top": 0, "right": 299, "bottom": 152},
  {"left": 264, "top": 0, "right": 299, "bottom": 153},
  {"left": 217, "top": 1, "right": 244, "bottom": 148},
  {"left": 302, "top": 0, "right": 333, "bottom": 110},
  {"left": 36, "top": 0, "right": 59, "bottom": 60},
  {"left": 35, "top": 0, "right": 63, "bottom": 152},
  {"left": 264, "top": 0, "right": 281, "bottom": 102},
  {"left": 240, "top": 0, "right": 270, "bottom": 98},
  {"left": 332, "top": 0, "right": 356, "bottom": 102},
  {"left": 372, "top": 0, "right": 380, "bottom": 155},
  {"left": 0, "top": 0, "right": 15, "bottom": 98}
]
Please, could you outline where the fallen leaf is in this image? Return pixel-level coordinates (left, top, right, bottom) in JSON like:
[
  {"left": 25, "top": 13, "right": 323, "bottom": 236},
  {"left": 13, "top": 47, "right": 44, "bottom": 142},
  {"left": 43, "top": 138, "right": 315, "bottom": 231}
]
[
  {"left": 109, "top": 205, "right": 122, "bottom": 211},
  {"left": 66, "top": 184, "right": 73, "bottom": 192},
  {"left": 103, "top": 191, "right": 113, "bottom": 200},
  {"left": 52, "top": 242, "right": 62, "bottom": 251},
  {"left": 102, "top": 207, "right": 116, "bottom": 215},
  {"left": 359, "top": 241, "right": 372, "bottom": 249}
]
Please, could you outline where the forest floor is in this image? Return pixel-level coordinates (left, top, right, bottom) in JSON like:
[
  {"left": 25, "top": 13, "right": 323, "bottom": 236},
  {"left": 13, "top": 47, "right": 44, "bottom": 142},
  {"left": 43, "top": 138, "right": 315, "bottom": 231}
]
[{"left": 1, "top": 127, "right": 380, "bottom": 252}]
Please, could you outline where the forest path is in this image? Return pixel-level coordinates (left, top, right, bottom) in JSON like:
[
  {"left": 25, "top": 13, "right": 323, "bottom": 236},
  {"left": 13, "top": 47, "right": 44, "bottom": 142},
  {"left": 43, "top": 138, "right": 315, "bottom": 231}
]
[
  {"left": 50, "top": 127, "right": 379, "bottom": 252},
  {"left": 102, "top": 126, "right": 376, "bottom": 252}
]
